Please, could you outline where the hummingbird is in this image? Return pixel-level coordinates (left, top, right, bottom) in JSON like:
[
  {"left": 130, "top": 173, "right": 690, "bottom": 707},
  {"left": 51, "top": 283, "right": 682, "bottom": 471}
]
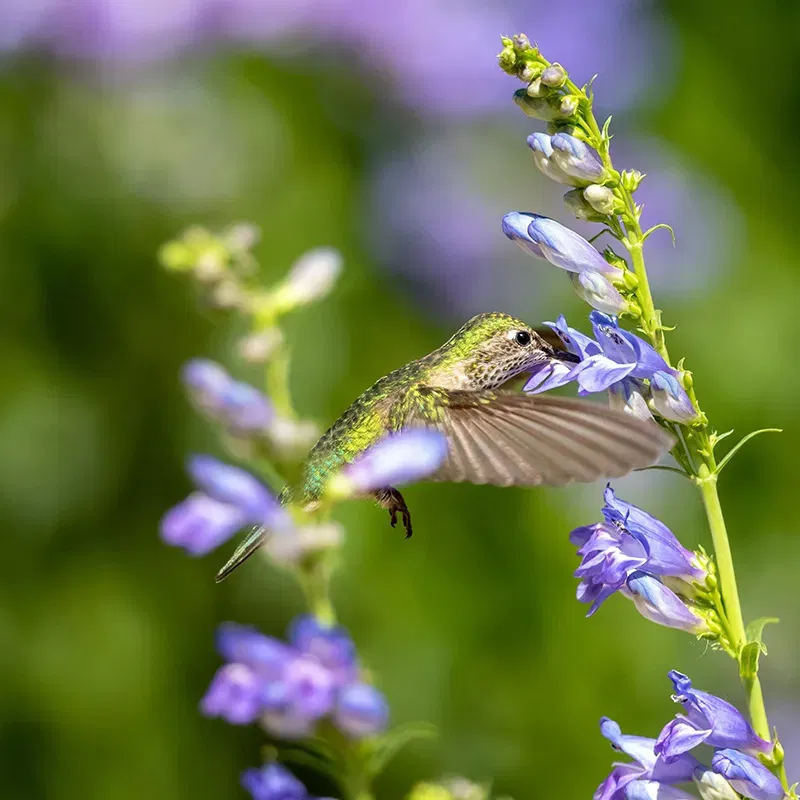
[{"left": 215, "top": 312, "right": 672, "bottom": 582}]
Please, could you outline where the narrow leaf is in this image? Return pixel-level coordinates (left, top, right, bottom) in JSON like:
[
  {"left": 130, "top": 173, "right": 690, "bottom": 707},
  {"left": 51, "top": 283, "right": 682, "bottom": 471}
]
[
  {"left": 367, "top": 722, "right": 437, "bottom": 777},
  {"left": 715, "top": 429, "right": 783, "bottom": 476},
  {"left": 642, "top": 223, "right": 676, "bottom": 246},
  {"left": 746, "top": 616, "right": 779, "bottom": 644}
]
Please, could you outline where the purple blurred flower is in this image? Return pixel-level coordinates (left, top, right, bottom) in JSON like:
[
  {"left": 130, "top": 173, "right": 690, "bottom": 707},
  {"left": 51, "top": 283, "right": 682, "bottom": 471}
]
[
  {"left": 710, "top": 750, "right": 783, "bottom": 800},
  {"left": 650, "top": 371, "right": 700, "bottom": 423},
  {"left": 656, "top": 672, "right": 773, "bottom": 762},
  {"left": 182, "top": 359, "right": 273, "bottom": 434},
  {"left": 241, "top": 763, "right": 310, "bottom": 800},
  {"left": 203, "top": 616, "right": 389, "bottom": 740},
  {"left": 160, "top": 455, "right": 288, "bottom": 555},
  {"left": 201, "top": 663, "right": 264, "bottom": 724},
  {"left": 334, "top": 429, "right": 448, "bottom": 495},
  {"left": 595, "top": 717, "right": 699, "bottom": 800},
  {"left": 550, "top": 133, "right": 605, "bottom": 184},
  {"left": 335, "top": 683, "right": 390, "bottom": 738}
]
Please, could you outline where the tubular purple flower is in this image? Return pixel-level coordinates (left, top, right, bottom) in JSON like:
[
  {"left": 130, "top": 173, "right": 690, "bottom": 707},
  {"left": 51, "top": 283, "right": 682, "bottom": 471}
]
[
  {"left": 241, "top": 763, "right": 310, "bottom": 800},
  {"left": 160, "top": 493, "right": 246, "bottom": 555},
  {"left": 595, "top": 717, "right": 699, "bottom": 800},
  {"left": 526, "top": 215, "right": 622, "bottom": 276},
  {"left": 201, "top": 663, "right": 264, "bottom": 725},
  {"left": 623, "top": 572, "right": 708, "bottom": 633},
  {"left": 182, "top": 359, "right": 230, "bottom": 411},
  {"left": 570, "top": 271, "right": 630, "bottom": 315},
  {"left": 289, "top": 615, "right": 358, "bottom": 684},
  {"left": 609, "top": 379, "right": 654, "bottom": 422},
  {"left": 522, "top": 359, "right": 574, "bottom": 394},
  {"left": 501, "top": 211, "right": 545, "bottom": 258},
  {"left": 526, "top": 133, "right": 574, "bottom": 185},
  {"left": 264, "top": 654, "right": 336, "bottom": 721},
  {"left": 655, "top": 672, "right": 773, "bottom": 762},
  {"left": 550, "top": 133, "right": 606, "bottom": 183},
  {"left": 335, "top": 683, "right": 390, "bottom": 738},
  {"left": 711, "top": 750, "right": 784, "bottom": 800},
  {"left": 650, "top": 371, "right": 700, "bottom": 423},
  {"left": 216, "top": 623, "right": 291, "bottom": 680},
  {"left": 336, "top": 429, "right": 448, "bottom": 495}
]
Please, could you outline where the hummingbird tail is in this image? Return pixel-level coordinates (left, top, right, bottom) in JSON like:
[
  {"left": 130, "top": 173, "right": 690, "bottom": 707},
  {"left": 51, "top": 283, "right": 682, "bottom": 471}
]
[{"left": 215, "top": 525, "right": 267, "bottom": 583}]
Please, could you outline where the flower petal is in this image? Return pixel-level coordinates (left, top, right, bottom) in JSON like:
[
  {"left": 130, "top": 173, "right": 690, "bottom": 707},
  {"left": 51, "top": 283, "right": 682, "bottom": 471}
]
[
  {"left": 160, "top": 493, "right": 246, "bottom": 555},
  {"left": 711, "top": 749, "right": 784, "bottom": 800}
]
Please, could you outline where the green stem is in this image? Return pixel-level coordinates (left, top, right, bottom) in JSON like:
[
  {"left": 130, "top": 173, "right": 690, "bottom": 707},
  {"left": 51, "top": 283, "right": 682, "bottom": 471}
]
[{"left": 266, "top": 341, "right": 294, "bottom": 418}]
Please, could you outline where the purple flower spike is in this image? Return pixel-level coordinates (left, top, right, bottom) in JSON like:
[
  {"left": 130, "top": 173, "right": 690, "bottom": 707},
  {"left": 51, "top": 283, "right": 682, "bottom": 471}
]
[
  {"left": 656, "top": 672, "right": 773, "bottom": 762},
  {"left": 501, "top": 211, "right": 545, "bottom": 259},
  {"left": 711, "top": 750, "right": 784, "bottom": 800},
  {"left": 550, "top": 133, "right": 606, "bottom": 184},
  {"left": 335, "top": 683, "right": 390, "bottom": 738},
  {"left": 595, "top": 717, "right": 699, "bottom": 800},
  {"left": 159, "top": 493, "right": 246, "bottom": 556},
  {"left": 624, "top": 781, "right": 698, "bottom": 800},
  {"left": 526, "top": 215, "right": 622, "bottom": 276},
  {"left": 289, "top": 615, "right": 357, "bottom": 684},
  {"left": 624, "top": 572, "right": 707, "bottom": 633},
  {"left": 340, "top": 429, "right": 448, "bottom": 494},
  {"left": 651, "top": 371, "right": 700, "bottom": 423},
  {"left": 201, "top": 663, "right": 264, "bottom": 725},
  {"left": 241, "top": 763, "right": 309, "bottom": 800}
]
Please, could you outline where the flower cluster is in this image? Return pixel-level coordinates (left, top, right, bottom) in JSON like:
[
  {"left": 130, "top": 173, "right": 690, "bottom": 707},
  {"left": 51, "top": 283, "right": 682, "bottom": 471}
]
[
  {"left": 522, "top": 311, "right": 699, "bottom": 424},
  {"left": 597, "top": 672, "right": 780, "bottom": 800},
  {"left": 203, "top": 616, "right": 389, "bottom": 740},
  {"left": 569, "top": 486, "right": 712, "bottom": 636}
]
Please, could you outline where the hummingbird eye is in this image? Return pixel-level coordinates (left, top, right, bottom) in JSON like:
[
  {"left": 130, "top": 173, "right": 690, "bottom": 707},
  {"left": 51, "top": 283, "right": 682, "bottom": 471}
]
[{"left": 514, "top": 330, "right": 532, "bottom": 347}]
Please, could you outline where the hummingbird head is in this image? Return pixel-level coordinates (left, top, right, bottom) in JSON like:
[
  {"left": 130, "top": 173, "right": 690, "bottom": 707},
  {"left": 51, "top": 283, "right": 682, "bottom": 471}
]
[{"left": 435, "top": 312, "right": 578, "bottom": 390}]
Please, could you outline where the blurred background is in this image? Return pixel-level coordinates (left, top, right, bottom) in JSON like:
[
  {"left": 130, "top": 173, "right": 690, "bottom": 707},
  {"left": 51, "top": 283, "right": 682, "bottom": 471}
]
[{"left": 1, "top": 0, "right": 798, "bottom": 797}]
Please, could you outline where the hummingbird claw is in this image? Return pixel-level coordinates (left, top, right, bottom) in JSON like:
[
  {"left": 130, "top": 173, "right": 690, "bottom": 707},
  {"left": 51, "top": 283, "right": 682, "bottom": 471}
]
[{"left": 374, "top": 487, "right": 413, "bottom": 539}]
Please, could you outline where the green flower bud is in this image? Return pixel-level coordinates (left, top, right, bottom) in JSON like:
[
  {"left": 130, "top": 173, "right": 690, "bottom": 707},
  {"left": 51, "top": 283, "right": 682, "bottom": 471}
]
[
  {"left": 563, "top": 188, "right": 607, "bottom": 222},
  {"left": 602, "top": 248, "right": 629, "bottom": 274},
  {"left": 541, "top": 63, "right": 567, "bottom": 88},
  {"left": 513, "top": 89, "right": 560, "bottom": 121},
  {"left": 511, "top": 33, "right": 531, "bottom": 51},
  {"left": 621, "top": 169, "right": 645, "bottom": 192},
  {"left": 519, "top": 62, "right": 542, "bottom": 83},
  {"left": 406, "top": 785, "right": 452, "bottom": 800},
  {"left": 772, "top": 739, "right": 785, "bottom": 766},
  {"left": 583, "top": 184, "right": 621, "bottom": 215},
  {"left": 559, "top": 94, "right": 580, "bottom": 117},
  {"left": 525, "top": 77, "right": 548, "bottom": 98},
  {"left": 158, "top": 240, "right": 195, "bottom": 272},
  {"left": 498, "top": 46, "right": 516, "bottom": 72}
]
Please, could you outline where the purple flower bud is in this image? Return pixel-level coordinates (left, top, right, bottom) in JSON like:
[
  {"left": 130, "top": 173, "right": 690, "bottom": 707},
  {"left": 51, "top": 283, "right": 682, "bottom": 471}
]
[
  {"left": 201, "top": 663, "right": 264, "bottom": 725},
  {"left": 159, "top": 493, "right": 245, "bottom": 555},
  {"left": 216, "top": 623, "right": 291, "bottom": 680},
  {"left": 656, "top": 672, "right": 773, "bottom": 762},
  {"left": 541, "top": 63, "right": 567, "bottom": 88},
  {"left": 694, "top": 766, "right": 740, "bottom": 800},
  {"left": 569, "top": 271, "right": 629, "bottom": 315},
  {"left": 338, "top": 430, "right": 448, "bottom": 495},
  {"left": 711, "top": 750, "right": 784, "bottom": 800},
  {"left": 526, "top": 133, "right": 573, "bottom": 185},
  {"left": 335, "top": 683, "right": 390, "bottom": 738},
  {"left": 501, "top": 211, "right": 545, "bottom": 258},
  {"left": 550, "top": 133, "right": 605, "bottom": 183},
  {"left": 181, "top": 359, "right": 230, "bottom": 413},
  {"left": 289, "top": 615, "right": 357, "bottom": 684},
  {"left": 241, "top": 763, "right": 309, "bottom": 800},
  {"left": 188, "top": 455, "right": 285, "bottom": 523},
  {"left": 650, "top": 371, "right": 700, "bottom": 423},
  {"left": 526, "top": 215, "right": 621, "bottom": 275},
  {"left": 623, "top": 572, "right": 707, "bottom": 633},
  {"left": 624, "top": 781, "right": 697, "bottom": 800}
]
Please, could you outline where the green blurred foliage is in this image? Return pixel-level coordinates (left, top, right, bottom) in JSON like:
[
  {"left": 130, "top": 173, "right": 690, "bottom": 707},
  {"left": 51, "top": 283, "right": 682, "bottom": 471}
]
[{"left": 1, "top": 2, "right": 798, "bottom": 798}]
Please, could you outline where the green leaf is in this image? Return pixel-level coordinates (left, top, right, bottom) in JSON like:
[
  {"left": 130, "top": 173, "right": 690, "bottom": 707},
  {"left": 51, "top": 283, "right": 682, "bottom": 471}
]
[
  {"left": 642, "top": 223, "right": 676, "bottom": 246},
  {"left": 715, "top": 429, "right": 783, "bottom": 476},
  {"left": 634, "top": 465, "right": 691, "bottom": 479},
  {"left": 746, "top": 616, "right": 779, "bottom": 644},
  {"left": 367, "top": 722, "right": 437, "bottom": 777}
]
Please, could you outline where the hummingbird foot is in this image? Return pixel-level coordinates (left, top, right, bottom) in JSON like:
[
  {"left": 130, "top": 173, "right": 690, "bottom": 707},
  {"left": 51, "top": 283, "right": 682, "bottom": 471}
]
[{"left": 373, "top": 487, "right": 413, "bottom": 538}]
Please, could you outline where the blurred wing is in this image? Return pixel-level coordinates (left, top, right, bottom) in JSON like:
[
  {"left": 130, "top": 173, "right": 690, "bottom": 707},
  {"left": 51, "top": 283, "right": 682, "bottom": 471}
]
[{"left": 406, "top": 390, "right": 673, "bottom": 486}]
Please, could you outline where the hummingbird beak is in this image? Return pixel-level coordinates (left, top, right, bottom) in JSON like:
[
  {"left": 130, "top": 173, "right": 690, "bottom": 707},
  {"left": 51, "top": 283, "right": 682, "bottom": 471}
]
[{"left": 550, "top": 347, "right": 580, "bottom": 364}]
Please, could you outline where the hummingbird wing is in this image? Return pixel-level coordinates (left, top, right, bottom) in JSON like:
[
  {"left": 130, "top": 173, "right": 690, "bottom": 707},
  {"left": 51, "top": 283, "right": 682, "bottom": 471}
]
[{"left": 404, "top": 389, "right": 673, "bottom": 486}]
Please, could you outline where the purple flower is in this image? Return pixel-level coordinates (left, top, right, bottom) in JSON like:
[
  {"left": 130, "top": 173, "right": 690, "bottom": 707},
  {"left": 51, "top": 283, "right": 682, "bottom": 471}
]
[
  {"left": 334, "top": 429, "right": 448, "bottom": 495},
  {"left": 501, "top": 211, "right": 545, "bottom": 259},
  {"left": 525, "top": 215, "right": 622, "bottom": 276},
  {"left": 241, "top": 763, "right": 310, "bottom": 800},
  {"left": 623, "top": 572, "right": 707, "bottom": 633},
  {"left": 289, "top": 615, "right": 358, "bottom": 684},
  {"left": 711, "top": 750, "right": 784, "bottom": 800},
  {"left": 335, "top": 683, "right": 390, "bottom": 738},
  {"left": 160, "top": 455, "right": 289, "bottom": 555},
  {"left": 609, "top": 379, "right": 654, "bottom": 422},
  {"left": 262, "top": 654, "right": 337, "bottom": 727},
  {"left": 201, "top": 663, "right": 264, "bottom": 725},
  {"left": 655, "top": 672, "right": 773, "bottom": 762},
  {"left": 216, "top": 623, "right": 292, "bottom": 679},
  {"left": 182, "top": 359, "right": 273, "bottom": 434},
  {"left": 569, "top": 271, "right": 629, "bottom": 315},
  {"left": 550, "top": 133, "right": 606, "bottom": 184},
  {"left": 595, "top": 717, "right": 699, "bottom": 800},
  {"left": 650, "top": 372, "right": 700, "bottom": 424}
]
